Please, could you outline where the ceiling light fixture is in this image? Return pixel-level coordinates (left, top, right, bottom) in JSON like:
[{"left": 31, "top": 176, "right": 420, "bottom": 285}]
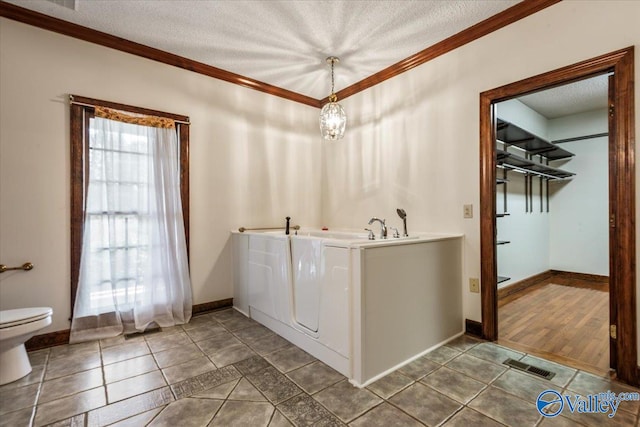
[{"left": 319, "top": 56, "right": 347, "bottom": 140}]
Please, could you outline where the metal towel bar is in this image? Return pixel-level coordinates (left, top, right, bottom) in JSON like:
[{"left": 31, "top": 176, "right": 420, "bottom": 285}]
[
  {"left": 0, "top": 262, "right": 34, "bottom": 273},
  {"left": 238, "top": 225, "right": 300, "bottom": 233}
]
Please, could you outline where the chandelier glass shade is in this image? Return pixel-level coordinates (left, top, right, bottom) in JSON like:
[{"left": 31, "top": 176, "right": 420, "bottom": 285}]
[{"left": 319, "top": 57, "right": 347, "bottom": 140}]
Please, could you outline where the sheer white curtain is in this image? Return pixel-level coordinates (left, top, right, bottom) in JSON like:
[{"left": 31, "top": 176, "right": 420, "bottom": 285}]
[{"left": 70, "top": 111, "right": 192, "bottom": 343}]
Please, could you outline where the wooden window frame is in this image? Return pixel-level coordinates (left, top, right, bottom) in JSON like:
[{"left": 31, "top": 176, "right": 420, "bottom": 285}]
[{"left": 70, "top": 95, "right": 190, "bottom": 315}]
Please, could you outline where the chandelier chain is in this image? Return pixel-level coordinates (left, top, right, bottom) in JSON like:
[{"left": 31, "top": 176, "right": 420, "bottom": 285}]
[{"left": 331, "top": 59, "right": 335, "bottom": 95}]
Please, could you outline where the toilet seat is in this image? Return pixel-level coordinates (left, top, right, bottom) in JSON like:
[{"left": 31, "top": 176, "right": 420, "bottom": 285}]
[
  {"left": 0, "top": 307, "right": 53, "bottom": 385},
  {"left": 0, "top": 307, "right": 53, "bottom": 329}
]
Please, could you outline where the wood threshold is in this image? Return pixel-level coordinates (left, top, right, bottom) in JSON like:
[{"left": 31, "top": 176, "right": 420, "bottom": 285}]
[
  {"left": 480, "top": 46, "right": 636, "bottom": 385},
  {"left": 497, "top": 338, "right": 611, "bottom": 378},
  {"left": 1, "top": 1, "right": 559, "bottom": 107}
]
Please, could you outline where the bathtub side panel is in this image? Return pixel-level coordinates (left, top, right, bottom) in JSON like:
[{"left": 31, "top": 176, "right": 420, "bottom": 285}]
[{"left": 361, "top": 238, "right": 463, "bottom": 382}]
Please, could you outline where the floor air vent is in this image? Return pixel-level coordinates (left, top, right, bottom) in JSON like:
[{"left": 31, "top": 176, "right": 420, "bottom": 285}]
[{"left": 503, "top": 358, "right": 556, "bottom": 380}]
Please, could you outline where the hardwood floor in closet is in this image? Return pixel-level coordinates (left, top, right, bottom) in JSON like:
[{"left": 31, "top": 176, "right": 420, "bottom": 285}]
[{"left": 498, "top": 273, "right": 609, "bottom": 376}]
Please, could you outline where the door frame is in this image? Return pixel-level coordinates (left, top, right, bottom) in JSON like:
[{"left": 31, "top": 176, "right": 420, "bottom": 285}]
[{"left": 479, "top": 47, "right": 637, "bottom": 385}]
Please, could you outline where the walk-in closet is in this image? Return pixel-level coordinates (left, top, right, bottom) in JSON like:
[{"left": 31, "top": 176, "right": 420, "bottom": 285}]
[{"left": 495, "top": 75, "right": 610, "bottom": 375}]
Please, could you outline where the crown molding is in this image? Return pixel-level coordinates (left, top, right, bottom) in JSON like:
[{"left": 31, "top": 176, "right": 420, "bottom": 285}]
[
  {"left": 1, "top": 0, "right": 560, "bottom": 108},
  {"left": 327, "top": 0, "right": 562, "bottom": 104},
  {"left": 0, "top": 1, "right": 321, "bottom": 108}
]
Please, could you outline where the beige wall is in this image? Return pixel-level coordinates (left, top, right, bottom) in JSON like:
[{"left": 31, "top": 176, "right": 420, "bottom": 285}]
[
  {"left": 1, "top": 0, "right": 640, "bottom": 352},
  {"left": 0, "top": 18, "right": 322, "bottom": 332},
  {"left": 321, "top": 0, "right": 640, "bottom": 333}
]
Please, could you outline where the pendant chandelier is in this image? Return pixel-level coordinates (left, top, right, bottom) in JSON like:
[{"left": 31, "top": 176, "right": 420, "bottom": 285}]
[{"left": 319, "top": 56, "right": 347, "bottom": 140}]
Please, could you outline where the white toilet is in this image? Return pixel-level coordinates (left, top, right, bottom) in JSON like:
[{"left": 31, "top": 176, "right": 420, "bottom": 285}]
[{"left": 0, "top": 307, "right": 52, "bottom": 385}]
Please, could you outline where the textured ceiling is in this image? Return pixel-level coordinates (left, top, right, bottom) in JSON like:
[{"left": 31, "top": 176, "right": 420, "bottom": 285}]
[
  {"left": 518, "top": 74, "right": 609, "bottom": 119},
  {"left": 7, "top": 0, "right": 520, "bottom": 100},
  {"left": 6, "top": 0, "right": 602, "bottom": 118}
]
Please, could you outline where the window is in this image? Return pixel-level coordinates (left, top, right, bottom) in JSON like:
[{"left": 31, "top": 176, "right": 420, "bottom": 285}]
[{"left": 70, "top": 95, "right": 190, "bottom": 340}]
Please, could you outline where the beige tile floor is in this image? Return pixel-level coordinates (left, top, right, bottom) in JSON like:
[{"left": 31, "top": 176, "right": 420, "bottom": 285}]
[{"left": 1, "top": 308, "right": 639, "bottom": 426}]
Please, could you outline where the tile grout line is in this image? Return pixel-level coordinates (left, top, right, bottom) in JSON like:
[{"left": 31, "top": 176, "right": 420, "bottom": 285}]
[
  {"left": 98, "top": 338, "right": 109, "bottom": 410},
  {"left": 442, "top": 339, "right": 526, "bottom": 426},
  {"left": 403, "top": 352, "right": 475, "bottom": 426},
  {"left": 463, "top": 342, "right": 536, "bottom": 424},
  {"left": 382, "top": 389, "right": 432, "bottom": 426},
  {"left": 30, "top": 348, "right": 50, "bottom": 427}
]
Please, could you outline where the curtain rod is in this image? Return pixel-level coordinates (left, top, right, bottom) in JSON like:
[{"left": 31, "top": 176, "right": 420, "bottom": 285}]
[{"left": 69, "top": 99, "right": 190, "bottom": 125}]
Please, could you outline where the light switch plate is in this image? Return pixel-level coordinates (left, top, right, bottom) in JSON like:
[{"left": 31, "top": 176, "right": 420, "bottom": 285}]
[{"left": 464, "top": 204, "right": 473, "bottom": 218}]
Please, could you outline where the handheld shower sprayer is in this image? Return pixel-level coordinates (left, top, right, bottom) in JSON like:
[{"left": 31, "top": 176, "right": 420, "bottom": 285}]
[{"left": 396, "top": 209, "right": 408, "bottom": 237}]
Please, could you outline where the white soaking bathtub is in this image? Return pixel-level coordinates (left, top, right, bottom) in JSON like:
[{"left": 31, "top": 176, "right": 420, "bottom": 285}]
[{"left": 232, "top": 228, "right": 463, "bottom": 387}]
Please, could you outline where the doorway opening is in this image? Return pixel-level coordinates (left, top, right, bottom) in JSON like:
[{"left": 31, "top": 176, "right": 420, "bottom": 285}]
[
  {"left": 494, "top": 76, "right": 610, "bottom": 375},
  {"left": 479, "top": 47, "right": 637, "bottom": 385}
]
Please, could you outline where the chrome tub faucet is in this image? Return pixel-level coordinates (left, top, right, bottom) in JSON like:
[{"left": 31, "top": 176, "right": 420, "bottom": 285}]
[{"left": 368, "top": 217, "right": 387, "bottom": 239}]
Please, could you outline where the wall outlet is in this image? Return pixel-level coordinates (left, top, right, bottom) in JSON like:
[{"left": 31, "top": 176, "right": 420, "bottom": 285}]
[
  {"left": 469, "top": 278, "right": 480, "bottom": 293},
  {"left": 463, "top": 204, "right": 473, "bottom": 218}
]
